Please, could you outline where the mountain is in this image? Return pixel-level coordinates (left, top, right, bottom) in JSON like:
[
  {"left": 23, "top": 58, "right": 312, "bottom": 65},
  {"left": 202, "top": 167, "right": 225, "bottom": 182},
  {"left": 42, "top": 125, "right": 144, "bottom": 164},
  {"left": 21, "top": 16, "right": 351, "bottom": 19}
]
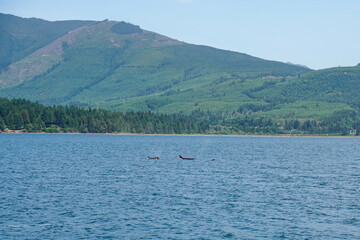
[
  {"left": 233, "top": 64, "right": 360, "bottom": 120},
  {"left": 0, "top": 14, "right": 309, "bottom": 115},
  {"left": 0, "top": 13, "right": 94, "bottom": 73},
  {"left": 286, "top": 62, "right": 309, "bottom": 69},
  {"left": 2, "top": 13, "right": 359, "bottom": 127}
]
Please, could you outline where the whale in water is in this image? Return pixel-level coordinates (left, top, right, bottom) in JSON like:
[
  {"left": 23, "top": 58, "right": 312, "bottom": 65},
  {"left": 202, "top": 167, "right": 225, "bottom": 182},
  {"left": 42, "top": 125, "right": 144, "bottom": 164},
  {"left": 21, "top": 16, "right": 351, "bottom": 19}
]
[{"left": 179, "top": 155, "right": 195, "bottom": 160}]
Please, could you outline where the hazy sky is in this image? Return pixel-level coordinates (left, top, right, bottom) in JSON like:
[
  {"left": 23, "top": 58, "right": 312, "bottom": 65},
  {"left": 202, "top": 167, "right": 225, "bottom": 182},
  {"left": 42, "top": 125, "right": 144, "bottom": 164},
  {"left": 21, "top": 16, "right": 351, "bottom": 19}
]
[{"left": 1, "top": 0, "right": 359, "bottom": 69}]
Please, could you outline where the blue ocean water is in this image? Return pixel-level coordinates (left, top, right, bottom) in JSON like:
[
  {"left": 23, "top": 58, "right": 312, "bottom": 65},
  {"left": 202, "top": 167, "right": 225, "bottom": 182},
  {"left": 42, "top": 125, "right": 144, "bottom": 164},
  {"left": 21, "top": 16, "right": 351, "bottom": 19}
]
[{"left": 0, "top": 134, "right": 359, "bottom": 239}]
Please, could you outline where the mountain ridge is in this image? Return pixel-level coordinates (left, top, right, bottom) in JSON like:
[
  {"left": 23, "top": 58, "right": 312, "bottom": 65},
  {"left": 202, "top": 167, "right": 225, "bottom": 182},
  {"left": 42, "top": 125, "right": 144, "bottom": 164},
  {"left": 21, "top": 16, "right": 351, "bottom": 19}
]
[
  {"left": 0, "top": 13, "right": 94, "bottom": 73},
  {"left": 1, "top": 13, "right": 359, "bottom": 127},
  {"left": 0, "top": 13, "right": 308, "bottom": 113}
]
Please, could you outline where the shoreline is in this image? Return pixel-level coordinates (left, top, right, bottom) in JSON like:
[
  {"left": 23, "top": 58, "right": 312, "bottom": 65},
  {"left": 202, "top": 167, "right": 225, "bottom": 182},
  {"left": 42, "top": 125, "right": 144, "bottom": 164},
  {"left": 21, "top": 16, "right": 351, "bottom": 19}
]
[{"left": 1, "top": 130, "right": 359, "bottom": 138}]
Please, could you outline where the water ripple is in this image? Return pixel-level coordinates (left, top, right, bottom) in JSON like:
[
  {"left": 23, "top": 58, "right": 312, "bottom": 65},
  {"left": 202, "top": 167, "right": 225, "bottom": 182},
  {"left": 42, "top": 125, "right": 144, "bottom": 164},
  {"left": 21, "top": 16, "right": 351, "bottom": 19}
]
[{"left": 0, "top": 134, "right": 359, "bottom": 239}]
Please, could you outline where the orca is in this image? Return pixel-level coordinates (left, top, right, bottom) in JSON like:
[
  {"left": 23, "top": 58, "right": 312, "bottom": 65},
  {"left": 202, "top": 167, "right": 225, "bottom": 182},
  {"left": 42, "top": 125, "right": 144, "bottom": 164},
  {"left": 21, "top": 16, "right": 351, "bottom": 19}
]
[{"left": 179, "top": 155, "right": 195, "bottom": 160}]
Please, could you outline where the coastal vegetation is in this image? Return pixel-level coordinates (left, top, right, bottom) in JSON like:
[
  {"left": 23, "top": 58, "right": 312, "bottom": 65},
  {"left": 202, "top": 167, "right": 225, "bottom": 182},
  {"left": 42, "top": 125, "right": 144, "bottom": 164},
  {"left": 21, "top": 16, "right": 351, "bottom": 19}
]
[
  {"left": 0, "top": 98, "right": 208, "bottom": 134},
  {"left": 1, "top": 98, "right": 359, "bottom": 136}
]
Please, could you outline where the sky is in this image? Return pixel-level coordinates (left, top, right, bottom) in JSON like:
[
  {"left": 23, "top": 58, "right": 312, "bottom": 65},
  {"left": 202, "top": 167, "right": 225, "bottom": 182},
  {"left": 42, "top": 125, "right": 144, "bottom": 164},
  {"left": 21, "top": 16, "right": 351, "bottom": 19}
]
[{"left": 1, "top": 0, "right": 359, "bottom": 70}]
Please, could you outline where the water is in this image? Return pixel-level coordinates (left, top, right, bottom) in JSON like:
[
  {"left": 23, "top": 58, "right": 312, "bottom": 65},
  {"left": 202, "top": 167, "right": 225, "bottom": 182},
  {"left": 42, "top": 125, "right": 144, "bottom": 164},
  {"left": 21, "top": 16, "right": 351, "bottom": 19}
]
[{"left": 0, "top": 134, "right": 359, "bottom": 239}]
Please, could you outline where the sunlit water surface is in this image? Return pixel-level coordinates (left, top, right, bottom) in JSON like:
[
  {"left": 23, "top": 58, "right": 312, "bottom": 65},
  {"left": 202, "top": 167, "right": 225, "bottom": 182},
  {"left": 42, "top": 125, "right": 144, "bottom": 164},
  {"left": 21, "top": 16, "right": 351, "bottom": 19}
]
[{"left": 1, "top": 134, "right": 359, "bottom": 239}]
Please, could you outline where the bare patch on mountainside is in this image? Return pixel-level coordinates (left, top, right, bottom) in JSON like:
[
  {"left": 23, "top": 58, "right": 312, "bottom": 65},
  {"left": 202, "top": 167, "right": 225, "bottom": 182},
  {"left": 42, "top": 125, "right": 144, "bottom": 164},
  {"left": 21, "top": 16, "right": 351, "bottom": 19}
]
[
  {"left": 0, "top": 54, "right": 63, "bottom": 89},
  {"left": 31, "top": 23, "right": 96, "bottom": 57},
  {"left": 142, "top": 30, "right": 184, "bottom": 47},
  {"left": 0, "top": 20, "right": 184, "bottom": 89},
  {"left": 0, "top": 23, "right": 97, "bottom": 88}
]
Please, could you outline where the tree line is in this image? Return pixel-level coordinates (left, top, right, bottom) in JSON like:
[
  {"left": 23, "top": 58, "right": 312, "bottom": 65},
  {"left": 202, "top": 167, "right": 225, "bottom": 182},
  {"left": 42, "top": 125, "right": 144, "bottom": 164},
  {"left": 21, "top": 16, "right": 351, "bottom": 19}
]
[
  {"left": 1, "top": 98, "right": 359, "bottom": 136},
  {"left": 188, "top": 109, "right": 360, "bottom": 136},
  {"left": 0, "top": 98, "right": 208, "bottom": 134}
]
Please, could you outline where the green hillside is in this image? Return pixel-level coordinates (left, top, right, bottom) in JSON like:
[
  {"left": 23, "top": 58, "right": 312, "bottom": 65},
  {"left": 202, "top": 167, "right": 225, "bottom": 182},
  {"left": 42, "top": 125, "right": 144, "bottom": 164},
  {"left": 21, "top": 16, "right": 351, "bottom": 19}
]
[
  {"left": 0, "top": 16, "right": 308, "bottom": 114},
  {"left": 240, "top": 65, "right": 360, "bottom": 119},
  {"left": 283, "top": 65, "right": 360, "bottom": 105},
  {"left": 0, "top": 13, "right": 94, "bottom": 73},
  {"left": 1, "top": 13, "right": 359, "bottom": 133},
  {"left": 1, "top": 97, "right": 359, "bottom": 136}
]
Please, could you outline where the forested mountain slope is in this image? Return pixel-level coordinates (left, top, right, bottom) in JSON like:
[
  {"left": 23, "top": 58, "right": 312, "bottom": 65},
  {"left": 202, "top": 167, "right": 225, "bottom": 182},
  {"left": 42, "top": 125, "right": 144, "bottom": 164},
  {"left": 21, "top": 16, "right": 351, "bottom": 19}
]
[
  {"left": 1, "top": 13, "right": 360, "bottom": 130},
  {"left": 0, "top": 13, "right": 94, "bottom": 73},
  {"left": 0, "top": 14, "right": 309, "bottom": 115}
]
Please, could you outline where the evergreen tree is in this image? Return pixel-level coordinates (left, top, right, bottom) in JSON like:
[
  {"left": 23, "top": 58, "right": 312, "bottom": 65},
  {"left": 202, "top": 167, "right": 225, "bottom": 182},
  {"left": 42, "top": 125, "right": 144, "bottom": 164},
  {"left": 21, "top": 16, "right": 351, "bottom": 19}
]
[{"left": 0, "top": 116, "right": 6, "bottom": 131}]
